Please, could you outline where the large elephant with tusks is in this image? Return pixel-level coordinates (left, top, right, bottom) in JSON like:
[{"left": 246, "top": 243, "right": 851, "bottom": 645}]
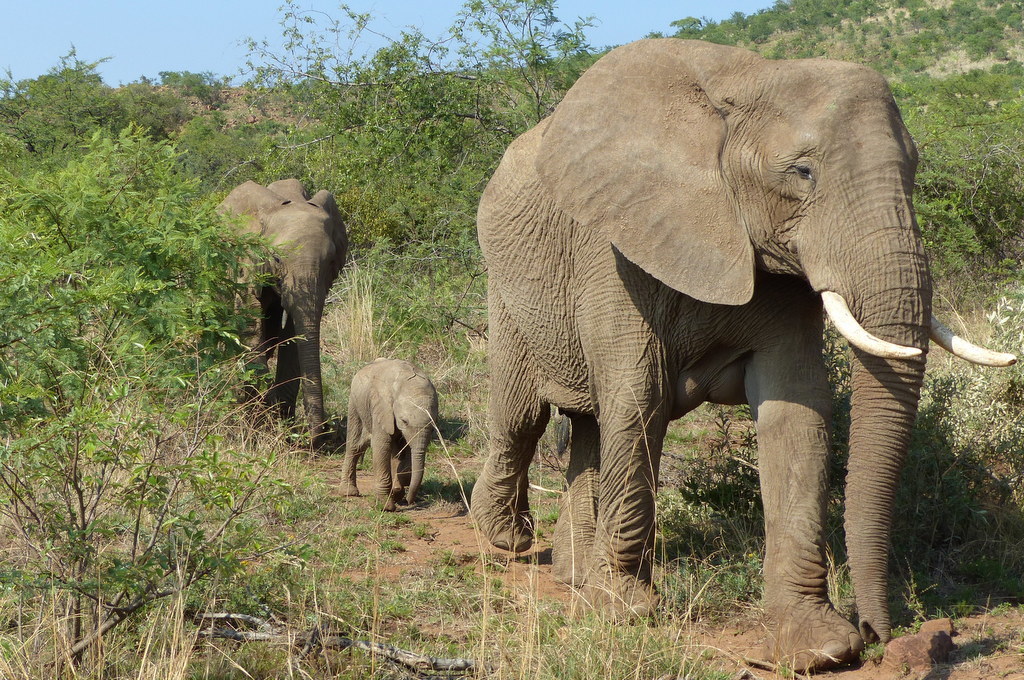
[{"left": 470, "top": 39, "right": 1016, "bottom": 671}]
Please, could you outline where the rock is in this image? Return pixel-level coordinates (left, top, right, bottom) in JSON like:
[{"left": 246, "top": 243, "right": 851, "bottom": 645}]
[
  {"left": 883, "top": 622, "right": 956, "bottom": 671},
  {"left": 919, "top": 617, "right": 955, "bottom": 636}
]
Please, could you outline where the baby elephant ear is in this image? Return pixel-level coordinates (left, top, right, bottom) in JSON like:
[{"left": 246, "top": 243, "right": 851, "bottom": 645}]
[
  {"left": 372, "top": 382, "right": 396, "bottom": 437},
  {"left": 537, "top": 39, "right": 755, "bottom": 305}
]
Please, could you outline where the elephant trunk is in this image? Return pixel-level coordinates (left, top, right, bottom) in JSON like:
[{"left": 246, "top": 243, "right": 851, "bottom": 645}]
[
  {"left": 845, "top": 349, "right": 925, "bottom": 642},
  {"left": 834, "top": 222, "right": 931, "bottom": 644},
  {"left": 285, "top": 274, "right": 329, "bottom": 449},
  {"left": 405, "top": 427, "right": 431, "bottom": 504}
]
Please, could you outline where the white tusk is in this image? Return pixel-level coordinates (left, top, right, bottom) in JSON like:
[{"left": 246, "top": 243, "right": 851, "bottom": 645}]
[
  {"left": 929, "top": 315, "right": 1017, "bottom": 367},
  {"left": 821, "top": 291, "right": 923, "bottom": 359}
]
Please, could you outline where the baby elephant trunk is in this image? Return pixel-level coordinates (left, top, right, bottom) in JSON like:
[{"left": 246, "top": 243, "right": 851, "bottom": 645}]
[{"left": 404, "top": 427, "right": 432, "bottom": 504}]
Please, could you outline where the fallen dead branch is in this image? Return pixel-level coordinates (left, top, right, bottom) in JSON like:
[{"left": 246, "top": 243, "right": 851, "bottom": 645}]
[{"left": 196, "top": 612, "right": 490, "bottom": 675}]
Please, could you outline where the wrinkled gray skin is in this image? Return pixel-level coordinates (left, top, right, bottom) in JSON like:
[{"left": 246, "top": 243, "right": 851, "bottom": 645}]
[
  {"left": 218, "top": 179, "right": 347, "bottom": 449},
  {"left": 471, "top": 39, "right": 932, "bottom": 671},
  {"left": 342, "top": 358, "right": 439, "bottom": 512}
]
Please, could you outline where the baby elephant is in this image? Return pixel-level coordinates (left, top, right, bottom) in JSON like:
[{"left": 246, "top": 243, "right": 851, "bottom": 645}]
[{"left": 342, "top": 359, "right": 439, "bottom": 511}]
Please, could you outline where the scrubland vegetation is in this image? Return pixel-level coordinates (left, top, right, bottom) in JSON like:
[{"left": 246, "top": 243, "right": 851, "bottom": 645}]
[{"left": 0, "top": 0, "right": 1022, "bottom": 677}]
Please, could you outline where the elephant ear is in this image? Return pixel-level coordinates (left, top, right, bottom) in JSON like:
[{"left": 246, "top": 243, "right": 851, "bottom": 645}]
[
  {"left": 536, "top": 39, "right": 756, "bottom": 305},
  {"left": 217, "top": 181, "right": 285, "bottom": 235},
  {"left": 309, "top": 189, "right": 348, "bottom": 273},
  {"left": 371, "top": 379, "right": 397, "bottom": 437},
  {"left": 267, "top": 178, "right": 310, "bottom": 203}
]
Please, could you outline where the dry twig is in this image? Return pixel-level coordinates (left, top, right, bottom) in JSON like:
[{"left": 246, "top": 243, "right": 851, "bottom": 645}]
[{"left": 197, "top": 613, "right": 489, "bottom": 675}]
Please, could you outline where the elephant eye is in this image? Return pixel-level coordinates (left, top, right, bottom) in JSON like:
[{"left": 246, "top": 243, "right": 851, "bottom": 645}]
[{"left": 791, "top": 164, "right": 814, "bottom": 182}]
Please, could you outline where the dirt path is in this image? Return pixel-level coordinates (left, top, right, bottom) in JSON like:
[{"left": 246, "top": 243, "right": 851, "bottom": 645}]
[{"left": 332, "top": 468, "right": 1024, "bottom": 679}]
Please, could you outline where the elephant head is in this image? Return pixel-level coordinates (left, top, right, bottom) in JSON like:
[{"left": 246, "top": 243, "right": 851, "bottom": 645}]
[
  {"left": 472, "top": 39, "right": 1015, "bottom": 670},
  {"left": 391, "top": 372, "right": 439, "bottom": 504},
  {"left": 342, "top": 358, "right": 439, "bottom": 510},
  {"left": 218, "top": 179, "right": 348, "bottom": 449}
]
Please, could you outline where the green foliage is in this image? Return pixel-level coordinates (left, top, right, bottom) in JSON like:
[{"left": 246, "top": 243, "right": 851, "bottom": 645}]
[
  {"left": 0, "top": 128, "right": 284, "bottom": 659},
  {"left": 885, "top": 294, "right": 1024, "bottom": 610},
  {"left": 670, "top": 0, "right": 1024, "bottom": 76},
  {"left": 109, "top": 82, "right": 191, "bottom": 139},
  {"left": 897, "top": 73, "right": 1024, "bottom": 286},
  {"left": 0, "top": 52, "right": 241, "bottom": 180},
  {"left": 247, "top": 0, "right": 595, "bottom": 247},
  {"left": 173, "top": 113, "right": 277, "bottom": 193},
  {"left": 346, "top": 239, "right": 486, "bottom": 359},
  {"left": 674, "top": 407, "right": 762, "bottom": 531},
  {"left": 0, "top": 51, "right": 120, "bottom": 163},
  {"left": 158, "top": 70, "right": 230, "bottom": 108}
]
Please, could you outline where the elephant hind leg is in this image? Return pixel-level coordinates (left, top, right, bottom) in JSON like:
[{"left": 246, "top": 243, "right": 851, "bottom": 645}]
[
  {"left": 341, "top": 409, "right": 368, "bottom": 497},
  {"left": 470, "top": 296, "right": 549, "bottom": 553},
  {"left": 552, "top": 411, "right": 599, "bottom": 586}
]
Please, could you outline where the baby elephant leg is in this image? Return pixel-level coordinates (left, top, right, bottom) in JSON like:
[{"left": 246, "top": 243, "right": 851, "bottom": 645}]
[{"left": 372, "top": 431, "right": 401, "bottom": 512}]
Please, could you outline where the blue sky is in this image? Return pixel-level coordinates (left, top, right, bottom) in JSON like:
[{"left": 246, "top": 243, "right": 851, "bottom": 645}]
[{"left": 5, "top": 1, "right": 775, "bottom": 86}]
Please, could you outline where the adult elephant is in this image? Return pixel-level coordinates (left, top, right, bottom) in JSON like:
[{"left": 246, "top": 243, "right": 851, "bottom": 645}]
[
  {"left": 469, "top": 39, "right": 1016, "bottom": 672},
  {"left": 218, "top": 179, "right": 347, "bottom": 449}
]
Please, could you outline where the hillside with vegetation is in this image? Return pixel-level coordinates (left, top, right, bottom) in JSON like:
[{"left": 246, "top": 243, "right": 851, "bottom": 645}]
[
  {"left": 0, "top": 0, "right": 1022, "bottom": 678},
  {"left": 670, "top": 0, "right": 1024, "bottom": 76}
]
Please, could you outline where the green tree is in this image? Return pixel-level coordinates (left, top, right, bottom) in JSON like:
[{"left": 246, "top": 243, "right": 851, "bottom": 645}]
[
  {"left": 247, "top": 0, "right": 595, "bottom": 247},
  {"left": 898, "top": 73, "right": 1024, "bottom": 287},
  {"left": 158, "top": 70, "right": 230, "bottom": 109},
  {"left": 0, "top": 51, "right": 118, "bottom": 160}
]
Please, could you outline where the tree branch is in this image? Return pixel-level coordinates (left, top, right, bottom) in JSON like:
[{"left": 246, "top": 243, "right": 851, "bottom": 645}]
[{"left": 197, "top": 613, "right": 490, "bottom": 674}]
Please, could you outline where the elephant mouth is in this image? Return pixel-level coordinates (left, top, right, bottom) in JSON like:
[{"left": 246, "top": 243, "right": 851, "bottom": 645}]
[{"left": 820, "top": 290, "right": 1016, "bottom": 366}]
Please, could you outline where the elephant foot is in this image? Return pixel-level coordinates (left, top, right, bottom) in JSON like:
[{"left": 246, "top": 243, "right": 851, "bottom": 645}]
[
  {"left": 376, "top": 489, "right": 404, "bottom": 513},
  {"left": 341, "top": 484, "right": 361, "bottom": 497},
  {"left": 551, "top": 552, "right": 587, "bottom": 586},
  {"left": 578, "top": 566, "right": 660, "bottom": 619},
  {"left": 763, "top": 604, "right": 864, "bottom": 672},
  {"left": 469, "top": 474, "right": 533, "bottom": 553},
  {"left": 551, "top": 538, "right": 590, "bottom": 586}
]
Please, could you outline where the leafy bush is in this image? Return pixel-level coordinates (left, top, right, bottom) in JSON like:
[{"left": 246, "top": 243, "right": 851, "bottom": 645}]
[
  {"left": 0, "top": 128, "right": 287, "bottom": 663},
  {"left": 891, "top": 289, "right": 1024, "bottom": 595},
  {"left": 899, "top": 73, "right": 1024, "bottom": 290}
]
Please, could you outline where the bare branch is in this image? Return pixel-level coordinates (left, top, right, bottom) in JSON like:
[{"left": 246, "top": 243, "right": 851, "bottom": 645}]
[{"left": 197, "top": 616, "right": 491, "bottom": 674}]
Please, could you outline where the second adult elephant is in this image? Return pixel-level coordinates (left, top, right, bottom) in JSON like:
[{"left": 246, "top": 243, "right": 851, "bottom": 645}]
[
  {"left": 342, "top": 359, "right": 439, "bottom": 511},
  {"left": 218, "top": 179, "right": 347, "bottom": 448},
  {"left": 470, "top": 39, "right": 1015, "bottom": 672}
]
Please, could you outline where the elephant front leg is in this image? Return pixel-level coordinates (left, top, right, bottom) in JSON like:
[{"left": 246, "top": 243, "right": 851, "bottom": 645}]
[
  {"left": 747, "top": 353, "right": 863, "bottom": 672},
  {"left": 580, "top": 412, "right": 665, "bottom": 619},
  {"left": 372, "top": 431, "right": 402, "bottom": 512},
  {"left": 393, "top": 439, "right": 412, "bottom": 504},
  {"left": 271, "top": 321, "right": 301, "bottom": 423},
  {"left": 552, "top": 412, "right": 599, "bottom": 586},
  {"left": 470, "top": 298, "right": 549, "bottom": 552}
]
